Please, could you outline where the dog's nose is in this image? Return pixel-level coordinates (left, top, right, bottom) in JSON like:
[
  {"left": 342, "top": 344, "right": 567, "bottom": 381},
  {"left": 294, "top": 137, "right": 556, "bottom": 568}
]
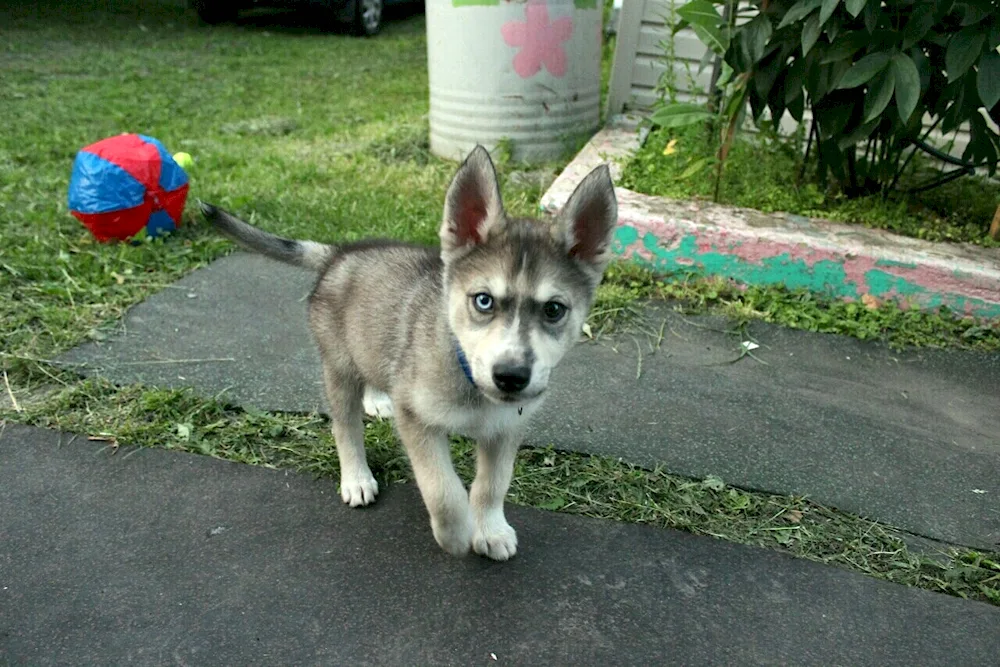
[{"left": 492, "top": 363, "right": 531, "bottom": 393}]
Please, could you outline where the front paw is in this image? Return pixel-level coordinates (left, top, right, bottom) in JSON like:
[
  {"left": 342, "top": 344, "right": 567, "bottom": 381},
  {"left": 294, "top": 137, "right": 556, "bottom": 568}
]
[
  {"left": 339, "top": 467, "right": 379, "bottom": 507},
  {"left": 473, "top": 514, "right": 518, "bottom": 561},
  {"left": 431, "top": 512, "right": 474, "bottom": 557}
]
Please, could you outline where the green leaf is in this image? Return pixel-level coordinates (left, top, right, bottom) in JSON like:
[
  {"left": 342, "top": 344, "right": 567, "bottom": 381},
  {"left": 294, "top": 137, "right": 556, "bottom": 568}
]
[
  {"left": 820, "top": 31, "right": 869, "bottom": 63},
  {"left": 702, "top": 475, "right": 726, "bottom": 491},
  {"left": 941, "top": 77, "right": 969, "bottom": 134},
  {"left": 677, "top": 0, "right": 728, "bottom": 54},
  {"left": 862, "top": 0, "right": 878, "bottom": 32},
  {"left": 802, "top": 13, "right": 822, "bottom": 55},
  {"left": 910, "top": 46, "right": 932, "bottom": 93},
  {"left": 787, "top": 90, "right": 806, "bottom": 121},
  {"left": 814, "top": 100, "right": 855, "bottom": 137},
  {"left": 844, "top": 0, "right": 866, "bottom": 17},
  {"left": 539, "top": 497, "right": 566, "bottom": 511},
  {"left": 754, "top": 47, "right": 787, "bottom": 100},
  {"left": 945, "top": 27, "right": 987, "bottom": 83},
  {"left": 959, "top": 2, "right": 990, "bottom": 26},
  {"left": 978, "top": 50, "right": 1000, "bottom": 109},
  {"left": 902, "top": 3, "right": 936, "bottom": 50},
  {"left": 679, "top": 156, "right": 714, "bottom": 180},
  {"left": 784, "top": 59, "right": 808, "bottom": 103},
  {"left": 837, "top": 117, "right": 879, "bottom": 149},
  {"left": 836, "top": 52, "right": 890, "bottom": 89},
  {"left": 742, "top": 14, "right": 773, "bottom": 64},
  {"left": 650, "top": 103, "right": 714, "bottom": 128},
  {"left": 824, "top": 13, "right": 842, "bottom": 41},
  {"left": 693, "top": 21, "right": 729, "bottom": 55},
  {"left": 777, "top": 0, "right": 822, "bottom": 29},
  {"left": 863, "top": 69, "right": 895, "bottom": 122},
  {"left": 676, "top": 0, "right": 723, "bottom": 27},
  {"left": 890, "top": 53, "right": 921, "bottom": 123},
  {"left": 819, "top": 0, "right": 840, "bottom": 25}
]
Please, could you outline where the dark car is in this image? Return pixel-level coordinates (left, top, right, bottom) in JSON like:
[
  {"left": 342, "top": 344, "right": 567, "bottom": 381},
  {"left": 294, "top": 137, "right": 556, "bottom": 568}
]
[{"left": 191, "top": 0, "right": 410, "bottom": 36}]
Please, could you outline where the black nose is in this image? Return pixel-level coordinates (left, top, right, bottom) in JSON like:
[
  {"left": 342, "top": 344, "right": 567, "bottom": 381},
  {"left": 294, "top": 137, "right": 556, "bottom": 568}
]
[{"left": 492, "top": 363, "right": 531, "bottom": 393}]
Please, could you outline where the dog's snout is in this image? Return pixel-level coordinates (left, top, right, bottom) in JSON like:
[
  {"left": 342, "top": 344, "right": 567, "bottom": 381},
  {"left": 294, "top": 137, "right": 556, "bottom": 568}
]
[{"left": 492, "top": 363, "right": 531, "bottom": 393}]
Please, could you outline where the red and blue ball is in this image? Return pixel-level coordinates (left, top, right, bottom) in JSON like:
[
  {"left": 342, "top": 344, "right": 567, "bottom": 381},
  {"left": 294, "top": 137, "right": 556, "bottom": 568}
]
[{"left": 68, "top": 134, "right": 189, "bottom": 242}]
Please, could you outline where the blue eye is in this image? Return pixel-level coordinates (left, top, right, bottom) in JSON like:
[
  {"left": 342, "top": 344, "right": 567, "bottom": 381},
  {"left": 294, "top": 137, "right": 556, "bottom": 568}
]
[{"left": 473, "top": 293, "right": 494, "bottom": 313}]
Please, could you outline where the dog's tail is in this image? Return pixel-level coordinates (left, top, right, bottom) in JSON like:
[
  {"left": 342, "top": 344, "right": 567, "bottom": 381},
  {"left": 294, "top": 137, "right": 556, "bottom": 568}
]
[{"left": 200, "top": 203, "right": 334, "bottom": 271}]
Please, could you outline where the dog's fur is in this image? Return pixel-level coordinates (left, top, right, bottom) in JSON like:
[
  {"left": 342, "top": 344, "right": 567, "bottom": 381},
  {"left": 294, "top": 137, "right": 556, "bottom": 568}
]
[{"left": 202, "top": 146, "right": 617, "bottom": 560}]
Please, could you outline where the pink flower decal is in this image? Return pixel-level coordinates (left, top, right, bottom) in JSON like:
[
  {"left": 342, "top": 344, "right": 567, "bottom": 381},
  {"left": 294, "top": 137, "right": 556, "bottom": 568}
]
[{"left": 501, "top": 1, "right": 574, "bottom": 79}]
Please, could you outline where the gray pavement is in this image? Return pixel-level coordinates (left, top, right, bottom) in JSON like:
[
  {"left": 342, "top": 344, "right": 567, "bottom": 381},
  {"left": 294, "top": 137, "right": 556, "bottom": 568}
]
[
  {"left": 57, "top": 253, "right": 1000, "bottom": 548},
  {"left": 3, "top": 424, "right": 998, "bottom": 666}
]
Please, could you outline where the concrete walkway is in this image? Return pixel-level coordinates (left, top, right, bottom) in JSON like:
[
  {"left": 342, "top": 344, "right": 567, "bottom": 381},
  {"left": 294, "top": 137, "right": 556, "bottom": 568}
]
[
  {"left": 3, "top": 424, "right": 998, "bottom": 666},
  {"left": 58, "top": 253, "right": 1000, "bottom": 548}
]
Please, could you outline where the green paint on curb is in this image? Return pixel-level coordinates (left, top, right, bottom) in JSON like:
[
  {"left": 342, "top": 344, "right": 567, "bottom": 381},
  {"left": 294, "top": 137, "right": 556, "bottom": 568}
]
[{"left": 611, "top": 225, "right": 1000, "bottom": 319}]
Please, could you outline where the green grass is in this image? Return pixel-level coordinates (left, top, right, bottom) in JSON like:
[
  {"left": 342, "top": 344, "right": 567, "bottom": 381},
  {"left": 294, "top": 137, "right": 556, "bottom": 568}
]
[
  {"left": 589, "top": 262, "right": 1000, "bottom": 351},
  {"left": 0, "top": 0, "right": 563, "bottom": 373},
  {"left": 2, "top": 0, "right": 999, "bottom": 610},
  {"left": 620, "top": 124, "right": 1000, "bottom": 247}
]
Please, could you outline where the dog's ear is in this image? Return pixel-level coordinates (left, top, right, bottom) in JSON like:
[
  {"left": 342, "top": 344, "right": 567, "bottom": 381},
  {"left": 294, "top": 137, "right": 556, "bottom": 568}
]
[
  {"left": 554, "top": 164, "right": 618, "bottom": 276},
  {"left": 440, "top": 145, "right": 505, "bottom": 256}
]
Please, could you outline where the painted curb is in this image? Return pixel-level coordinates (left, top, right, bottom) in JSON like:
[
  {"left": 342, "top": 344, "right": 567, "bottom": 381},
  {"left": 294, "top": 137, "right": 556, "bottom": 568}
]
[{"left": 541, "top": 125, "right": 1000, "bottom": 320}]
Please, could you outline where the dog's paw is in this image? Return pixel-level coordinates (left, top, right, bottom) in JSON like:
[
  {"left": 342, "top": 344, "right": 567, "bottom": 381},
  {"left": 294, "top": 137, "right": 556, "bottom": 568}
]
[
  {"left": 339, "top": 468, "right": 379, "bottom": 507},
  {"left": 431, "top": 513, "right": 474, "bottom": 557},
  {"left": 362, "top": 387, "right": 394, "bottom": 419},
  {"left": 473, "top": 514, "right": 518, "bottom": 561}
]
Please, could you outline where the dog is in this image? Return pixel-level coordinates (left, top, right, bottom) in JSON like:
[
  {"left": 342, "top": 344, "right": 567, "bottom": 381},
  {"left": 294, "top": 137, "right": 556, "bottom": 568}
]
[{"left": 201, "top": 145, "right": 617, "bottom": 560}]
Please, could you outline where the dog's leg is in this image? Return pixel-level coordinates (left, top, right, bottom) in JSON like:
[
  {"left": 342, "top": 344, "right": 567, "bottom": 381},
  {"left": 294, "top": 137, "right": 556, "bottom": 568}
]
[
  {"left": 469, "top": 435, "right": 522, "bottom": 561},
  {"left": 395, "top": 405, "right": 473, "bottom": 557},
  {"left": 321, "top": 366, "right": 378, "bottom": 507}
]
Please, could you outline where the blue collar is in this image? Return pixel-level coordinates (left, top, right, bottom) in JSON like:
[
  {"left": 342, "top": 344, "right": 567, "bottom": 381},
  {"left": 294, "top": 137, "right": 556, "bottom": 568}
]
[{"left": 455, "top": 341, "right": 476, "bottom": 386}]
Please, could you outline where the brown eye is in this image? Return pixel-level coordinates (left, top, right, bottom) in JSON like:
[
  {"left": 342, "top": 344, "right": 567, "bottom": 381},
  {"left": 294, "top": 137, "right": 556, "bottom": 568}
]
[{"left": 543, "top": 301, "right": 567, "bottom": 322}]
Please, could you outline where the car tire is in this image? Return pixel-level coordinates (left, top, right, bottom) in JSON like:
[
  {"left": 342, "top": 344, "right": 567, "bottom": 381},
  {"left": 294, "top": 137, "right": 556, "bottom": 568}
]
[
  {"left": 350, "top": 0, "right": 383, "bottom": 37},
  {"left": 191, "top": 1, "right": 238, "bottom": 24}
]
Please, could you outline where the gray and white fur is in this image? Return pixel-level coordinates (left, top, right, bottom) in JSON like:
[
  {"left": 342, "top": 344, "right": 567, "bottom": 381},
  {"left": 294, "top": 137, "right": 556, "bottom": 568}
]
[{"left": 202, "top": 145, "right": 618, "bottom": 560}]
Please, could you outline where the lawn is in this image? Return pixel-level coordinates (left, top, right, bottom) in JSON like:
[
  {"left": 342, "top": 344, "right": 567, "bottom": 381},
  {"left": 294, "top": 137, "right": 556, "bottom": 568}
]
[
  {"left": 1, "top": 0, "right": 998, "bottom": 606},
  {"left": 2, "top": 0, "right": 558, "bottom": 368}
]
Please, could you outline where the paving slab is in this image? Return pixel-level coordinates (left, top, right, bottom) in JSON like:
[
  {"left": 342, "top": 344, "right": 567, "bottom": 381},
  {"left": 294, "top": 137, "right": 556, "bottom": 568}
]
[
  {"left": 3, "top": 424, "right": 999, "bottom": 666},
  {"left": 56, "top": 253, "right": 1000, "bottom": 549}
]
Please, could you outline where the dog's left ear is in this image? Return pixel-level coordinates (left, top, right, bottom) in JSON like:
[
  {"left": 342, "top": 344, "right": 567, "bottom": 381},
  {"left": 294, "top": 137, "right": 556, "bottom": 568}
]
[
  {"left": 554, "top": 164, "right": 618, "bottom": 276},
  {"left": 440, "top": 145, "right": 505, "bottom": 258}
]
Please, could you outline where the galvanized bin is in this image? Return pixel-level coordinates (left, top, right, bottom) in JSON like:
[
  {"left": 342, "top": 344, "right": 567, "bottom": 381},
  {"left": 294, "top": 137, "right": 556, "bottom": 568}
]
[{"left": 426, "top": 0, "right": 604, "bottom": 163}]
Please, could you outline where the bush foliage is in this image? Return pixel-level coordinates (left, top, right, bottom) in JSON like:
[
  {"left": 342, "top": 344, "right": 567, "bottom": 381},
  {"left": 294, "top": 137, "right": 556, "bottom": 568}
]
[{"left": 654, "top": 0, "right": 1000, "bottom": 196}]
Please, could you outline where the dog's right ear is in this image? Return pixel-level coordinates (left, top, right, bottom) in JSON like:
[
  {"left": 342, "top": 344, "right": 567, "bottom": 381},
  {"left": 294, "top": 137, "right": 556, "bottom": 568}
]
[{"left": 440, "top": 145, "right": 505, "bottom": 257}]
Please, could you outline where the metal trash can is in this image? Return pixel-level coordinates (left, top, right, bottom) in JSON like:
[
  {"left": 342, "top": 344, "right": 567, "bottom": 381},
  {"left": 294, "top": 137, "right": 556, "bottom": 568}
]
[{"left": 426, "top": 0, "right": 603, "bottom": 163}]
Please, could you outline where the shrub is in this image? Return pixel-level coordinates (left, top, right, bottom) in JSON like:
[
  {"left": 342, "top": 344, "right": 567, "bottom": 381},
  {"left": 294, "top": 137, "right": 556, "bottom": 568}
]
[{"left": 653, "top": 0, "right": 1000, "bottom": 197}]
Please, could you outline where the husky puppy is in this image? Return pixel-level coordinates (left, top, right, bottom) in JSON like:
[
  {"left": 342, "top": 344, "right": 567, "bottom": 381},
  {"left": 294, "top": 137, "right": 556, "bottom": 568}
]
[{"left": 202, "top": 145, "right": 617, "bottom": 560}]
